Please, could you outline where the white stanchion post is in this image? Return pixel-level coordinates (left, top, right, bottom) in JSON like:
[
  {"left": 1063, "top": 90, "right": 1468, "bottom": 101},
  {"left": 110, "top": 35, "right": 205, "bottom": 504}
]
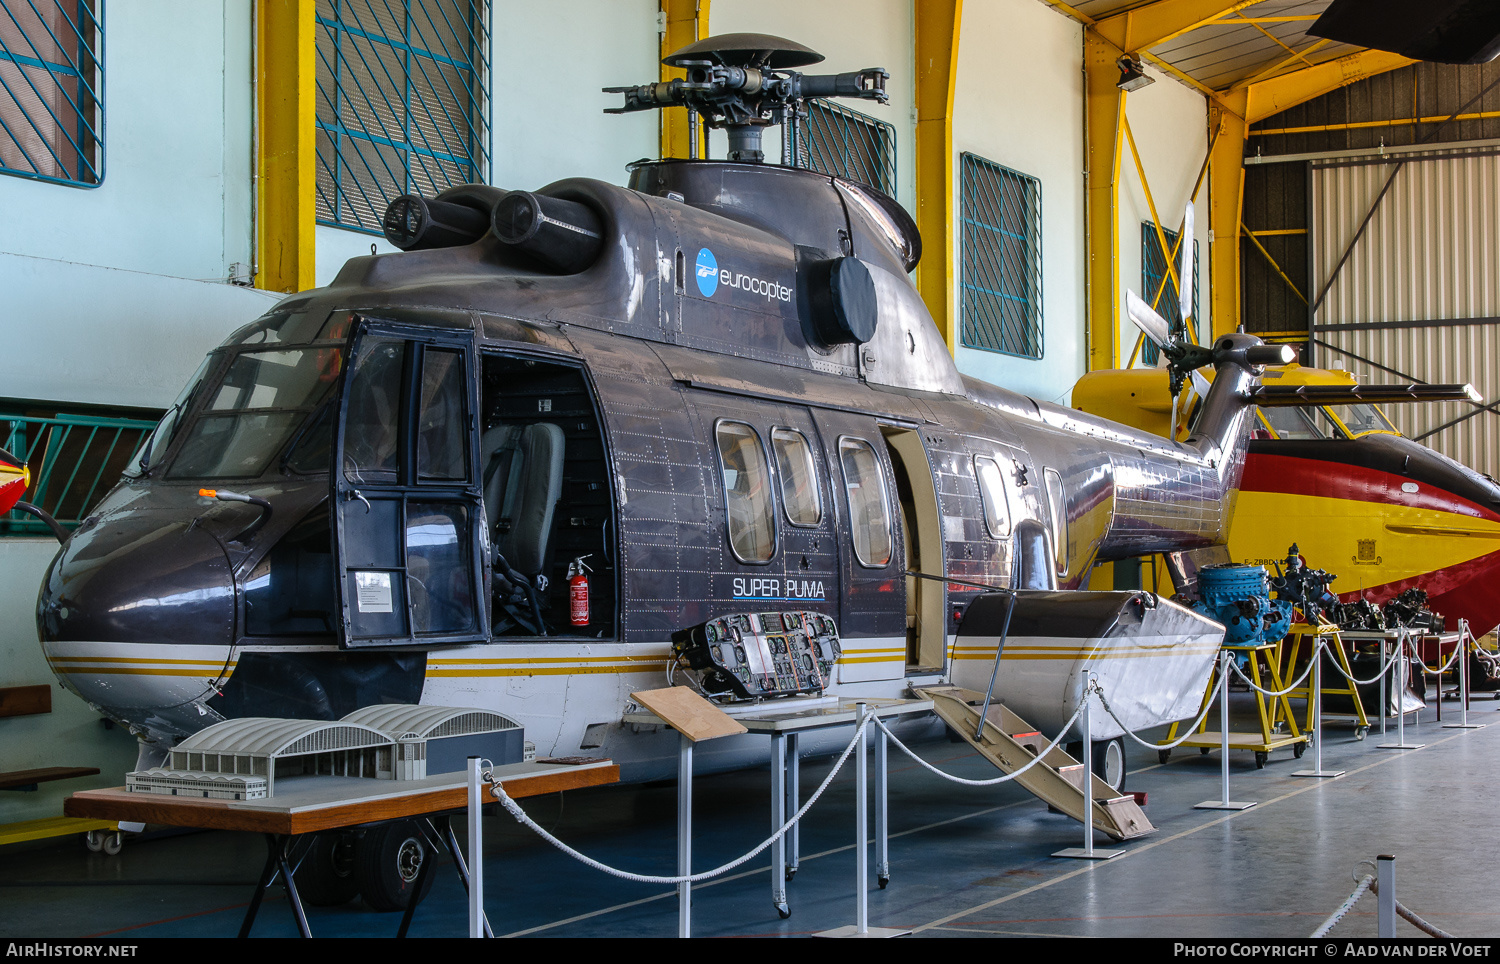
[
  {"left": 815, "top": 704, "right": 910, "bottom": 939},
  {"left": 1294, "top": 639, "right": 1343, "bottom": 778},
  {"left": 1445, "top": 620, "right": 1484, "bottom": 730},
  {"left": 1380, "top": 629, "right": 1425, "bottom": 749},
  {"left": 1198, "top": 651, "right": 1256, "bottom": 810},
  {"left": 856, "top": 702, "right": 869, "bottom": 934},
  {"left": 678, "top": 732, "right": 693, "bottom": 938},
  {"left": 467, "top": 757, "right": 484, "bottom": 939},
  {"left": 1054, "top": 680, "right": 1121, "bottom": 859},
  {"left": 1378, "top": 854, "right": 1396, "bottom": 938},
  {"left": 1379, "top": 635, "right": 1388, "bottom": 738}
]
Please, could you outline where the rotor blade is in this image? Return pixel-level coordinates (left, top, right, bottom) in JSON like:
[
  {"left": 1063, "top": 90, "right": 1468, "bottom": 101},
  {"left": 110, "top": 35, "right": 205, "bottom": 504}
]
[
  {"left": 1252, "top": 383, "right": 1482, "bottom": 406},
  {"left": 1178, "top": 202, "right": 1194, "bottom": 326},
  {"left": 1190, "top": 369, "right": 1210, "bottom": 397},
  {"left": 1126, "top": 289, "right": 1172, "bottom": 351}
]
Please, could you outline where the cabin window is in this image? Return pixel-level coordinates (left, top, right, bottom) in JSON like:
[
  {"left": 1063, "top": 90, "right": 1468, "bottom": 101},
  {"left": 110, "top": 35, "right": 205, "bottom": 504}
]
[
  {"left": 314, "top": 0, "right": 492, "bottom": 232},
  {"left": 973, "top": 455, "right": 1011, "bottom": 538},
  {"left": 716, "top": 421, "right": 777, "bottom": 564},
  {"left": 1259, "top": 406, "right": 1325, "bottom": 440},
  {"left": 959, "top": 153, "right": 1042, "bottom": 359},
  {"left": 1043, "top": 466, "right": 1068, "bottom": 575},
  {"left": 796, "top": 99, "right": 896, "bottom": 196},
  {"left": 416, "top": 348, "right": 468, "bottom": 481},
  {"left": 0, "top": 1, "right": 103, "bottom": 187},
  {"left": 167, "top": 349, "right": 343, "bottom": 480},
  {"left": 839, "top": 437, "right": 892, "bottom": 567},
  {"left": 772, "top": 428, "right": 822, "bottom": 527}
]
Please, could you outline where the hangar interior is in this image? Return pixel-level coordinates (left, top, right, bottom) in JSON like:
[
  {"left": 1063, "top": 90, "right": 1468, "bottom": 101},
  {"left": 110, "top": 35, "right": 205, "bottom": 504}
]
[{"left": 3, "top": 0, "right": 1500, "bottom": 941}]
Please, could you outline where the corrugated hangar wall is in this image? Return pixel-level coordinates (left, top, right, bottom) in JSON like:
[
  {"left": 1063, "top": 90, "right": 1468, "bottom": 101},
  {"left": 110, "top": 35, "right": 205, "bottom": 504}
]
[{"left": 1244, "top": 62, "right": 1500, "bottom": 479}]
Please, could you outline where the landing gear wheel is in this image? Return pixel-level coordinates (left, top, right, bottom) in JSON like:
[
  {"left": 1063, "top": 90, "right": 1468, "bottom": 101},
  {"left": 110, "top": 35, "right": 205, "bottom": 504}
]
[
  {"left": 1093, "top": 738, "right": 1127, "bottom": 791},
  {"left": 878, "top": 874, "right": 889, "bottom": 889},
  {"left": 1255, "top": 751, "right": 1268, "bottom": 769},
  {"left": 1158, "top": 749, "right": 1171, "bottom": 765},
  {"left": 785, "top": 867, "right": 796, "bottom": 882},
  {"left": 297, "top": 831, "right": 360, "bottom": 907},
  {"left": 776, "top": 901, "right": 790, "bottom": 919},
  {"left": 1293, "top": 741, "right": 1306, "bottom": 759},
  {"left": 356, "top": 820, "right": 435, "bottom": 912}
]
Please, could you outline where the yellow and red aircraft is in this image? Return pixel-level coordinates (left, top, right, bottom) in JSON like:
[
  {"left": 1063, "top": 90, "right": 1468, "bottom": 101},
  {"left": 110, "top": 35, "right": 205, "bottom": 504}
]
[{"left": 1073, "top": 363, "right": 1500, "bottom": 635}]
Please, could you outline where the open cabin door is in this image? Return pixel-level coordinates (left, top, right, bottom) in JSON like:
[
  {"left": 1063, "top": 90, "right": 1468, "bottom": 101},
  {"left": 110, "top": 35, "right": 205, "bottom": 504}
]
[{"left": 332, "top": 321, "right": 487, "bottom": 648}]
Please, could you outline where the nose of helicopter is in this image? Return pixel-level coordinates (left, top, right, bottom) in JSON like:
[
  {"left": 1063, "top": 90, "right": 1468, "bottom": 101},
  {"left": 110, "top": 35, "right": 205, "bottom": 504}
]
[{"left": 38, "top": 510, "right": 237, "bottom": 737}]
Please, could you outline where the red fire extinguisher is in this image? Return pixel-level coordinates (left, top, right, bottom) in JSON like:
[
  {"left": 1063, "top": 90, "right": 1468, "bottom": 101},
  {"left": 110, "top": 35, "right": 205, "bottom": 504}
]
[{"left": 568, "top": 555, "right": 593, "bottom": 627}]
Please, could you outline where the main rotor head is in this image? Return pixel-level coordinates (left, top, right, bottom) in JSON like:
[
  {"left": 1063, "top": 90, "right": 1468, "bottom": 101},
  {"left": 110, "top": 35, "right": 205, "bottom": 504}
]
[{"left": 605, "top": 32, "right": 888, "bottom": 163}]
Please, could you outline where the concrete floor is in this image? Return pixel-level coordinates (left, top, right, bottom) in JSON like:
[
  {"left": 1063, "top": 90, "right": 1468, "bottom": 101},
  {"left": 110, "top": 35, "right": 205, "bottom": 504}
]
[{"left": 3, "top": 689, "right": 1498, "bottom": 939}]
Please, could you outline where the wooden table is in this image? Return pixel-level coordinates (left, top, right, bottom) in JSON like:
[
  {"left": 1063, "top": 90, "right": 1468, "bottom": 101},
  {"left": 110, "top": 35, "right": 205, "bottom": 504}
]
[{"left": 67, "top": 759, "right": 618, "bottom": 937}]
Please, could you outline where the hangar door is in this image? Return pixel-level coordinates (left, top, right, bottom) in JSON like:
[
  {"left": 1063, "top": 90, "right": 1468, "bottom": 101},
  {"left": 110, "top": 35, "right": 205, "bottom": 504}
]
[{"left": 1310, "top": 147, "right": 1500, "bottom": 478}]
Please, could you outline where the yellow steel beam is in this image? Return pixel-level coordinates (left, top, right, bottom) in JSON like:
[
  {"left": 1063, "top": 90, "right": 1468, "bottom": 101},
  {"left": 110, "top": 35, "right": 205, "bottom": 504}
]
[
  {"left": 1084, "top": 19, "right": 1127, "bottom": 371},
  {"left": 1254, "top": 110, "right": 1500, "bottom": 136},
  {"left": 1235, "top": 38, "right": 1331, "bottom": 89},
  {"left": 659, "top": 0, "right": 709, "bottom": 159},
  {"left": 1122, "top": 116, "right": 1184, "bottom": 302},
  {"left": 1098, "top": 0, "right": 1257, "bottom": 53},
  {"left": 1207, "top": 92, "right": 1246, "bottom": 339},
  {"left": 1242, "top": 49, "right": 1415, "bottom": 122},
  {"left": 256, "top": 0, "right": 316, "bottom": 294},
  {"left": 915, "top": 0, "right": 962, "bottom": 352}
]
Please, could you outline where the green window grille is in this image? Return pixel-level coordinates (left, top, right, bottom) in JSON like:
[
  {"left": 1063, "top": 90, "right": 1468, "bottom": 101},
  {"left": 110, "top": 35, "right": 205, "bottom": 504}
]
[
  {"left": 316, "top": 0, "right": 491, "bottom": 233},
  {"left": 1140, "top": 221, "right": 1199, "bottom": 365},
  {"left": 959, "top": 153, "right": 1042, "bottom": 359},
  {"left": 2, "top": 412, "right": 156, "bottom": 536},
  {"left": 0, "top": 0, "right": 103, "bottom": 186},
  {"left": 797, "top": 99, "right": 895, "bottom": 197}
]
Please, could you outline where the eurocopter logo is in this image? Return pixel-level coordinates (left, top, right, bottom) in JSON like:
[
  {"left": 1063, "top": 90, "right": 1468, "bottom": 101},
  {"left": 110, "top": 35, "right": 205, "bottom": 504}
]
[
  {"left": 696, "top": 248, "right": 719, "bottom": 297},
  {"left": 694, "top": 246, "right": 794, "bottom": 303}
]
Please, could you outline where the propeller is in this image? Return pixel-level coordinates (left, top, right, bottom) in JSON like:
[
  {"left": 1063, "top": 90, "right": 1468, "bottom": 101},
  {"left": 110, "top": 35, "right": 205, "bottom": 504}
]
[{"left": 1125, "top": 203, "right": 1210, "bottom": 434}]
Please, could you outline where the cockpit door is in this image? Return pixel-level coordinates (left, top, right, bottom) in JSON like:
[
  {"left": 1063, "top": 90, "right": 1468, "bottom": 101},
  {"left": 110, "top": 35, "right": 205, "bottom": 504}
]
[{"left": 332, "top": 321, "right": 487, "bottom": 648}]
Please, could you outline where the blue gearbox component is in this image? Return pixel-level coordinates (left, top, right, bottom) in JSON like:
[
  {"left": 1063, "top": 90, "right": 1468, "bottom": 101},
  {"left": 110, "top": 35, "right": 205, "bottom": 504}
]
[{"left": 1193, "top": 564, "right": 1294, "bottom": 646}]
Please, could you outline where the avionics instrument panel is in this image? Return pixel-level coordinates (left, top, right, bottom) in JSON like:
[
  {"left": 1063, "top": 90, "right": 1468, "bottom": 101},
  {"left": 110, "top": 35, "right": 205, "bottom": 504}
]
[{"left": 672, "top": 611, "right": 842, "bottom": 699}]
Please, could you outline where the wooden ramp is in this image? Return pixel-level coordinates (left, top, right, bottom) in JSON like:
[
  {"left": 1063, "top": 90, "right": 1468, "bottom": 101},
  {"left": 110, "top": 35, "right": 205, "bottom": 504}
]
[{"left": 915, "top": 685, "right": 1155, "bottom": 841}]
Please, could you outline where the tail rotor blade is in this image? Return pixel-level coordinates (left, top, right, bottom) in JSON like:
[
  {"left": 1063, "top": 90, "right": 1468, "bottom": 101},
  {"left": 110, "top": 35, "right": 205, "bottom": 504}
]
[{"left": 1126, "top": 289, "right": 1173, "bottom": 351}]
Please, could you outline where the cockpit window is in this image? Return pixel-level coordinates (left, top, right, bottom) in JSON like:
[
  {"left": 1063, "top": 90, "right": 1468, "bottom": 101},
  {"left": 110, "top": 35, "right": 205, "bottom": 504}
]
[
  {"left": 224, "top": 309, "right": 354, "bottom": 347},
  {"left": 1324, "top": 403, "right": 1399, "bottom": 439},
  {"left": 166, "top": 348, "right": 343, "bottom": 479},
  {"left": 1258, "top": 406, "right": 1326, "bottom": 440},
  {"left": 343, "top": 337, "right": 407, "bottom": 483},
  {"left": 124, "top": 356, "right": 212, "bottom": 478}
]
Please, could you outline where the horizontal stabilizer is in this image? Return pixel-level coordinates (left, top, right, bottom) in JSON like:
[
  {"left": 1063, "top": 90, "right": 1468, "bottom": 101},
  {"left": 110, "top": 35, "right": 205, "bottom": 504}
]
[{"left": 1252, "top": 383, "right": 1481, "bottom": 406}]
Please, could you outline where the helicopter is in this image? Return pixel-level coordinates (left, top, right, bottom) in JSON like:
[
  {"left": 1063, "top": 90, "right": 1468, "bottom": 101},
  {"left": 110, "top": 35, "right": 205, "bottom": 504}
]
[{"left": 36, "top": 32, "right": 1476, "bottom": 802}]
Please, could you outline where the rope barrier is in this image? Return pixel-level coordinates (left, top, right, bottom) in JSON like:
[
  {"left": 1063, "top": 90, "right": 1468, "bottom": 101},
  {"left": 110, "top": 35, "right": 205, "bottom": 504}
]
[
  {"left": 1226, "top": 640, "right": 1322, "bottom": 697},
  {"left": 1404, "top": 632, "right": 1464, "bottom": 677},
  {"left": 1372, "top": 877, "right": 1456, "bottom": 939},
  {"left": 1319, "top": 636, "right": 1408, "bottom": 687},
  {"left": 870, "top": 698, "right": 1086, "bottom": 787},
  {"left": 485, "top": 708, "right": 868, "bottom": 886},
  {"left": 1310, "top": 874, "right": 1373, "bottom": 938},
  {"left": 1094, "top": 682, "right": 1221, "bottom": 752},
  {"left": 1310, "top": 861, "right": 1456, "bottom": 938}
]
